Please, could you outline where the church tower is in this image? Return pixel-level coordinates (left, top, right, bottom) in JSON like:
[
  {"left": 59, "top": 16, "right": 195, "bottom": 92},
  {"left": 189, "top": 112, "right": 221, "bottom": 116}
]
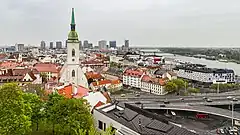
[
  {"left": 67, "top": 8, "right": 80, "bottom": 65},
  {"left": 59, "top": 8, "right": 88, "bottom": 89}
]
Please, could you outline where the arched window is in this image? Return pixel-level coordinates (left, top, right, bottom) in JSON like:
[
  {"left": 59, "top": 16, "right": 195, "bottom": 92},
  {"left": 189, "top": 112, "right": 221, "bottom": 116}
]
[
  {"left": 72, "top": 70, "right": 75, "bottom": 77},
  {"left": 72, "top": 49, "right": 75, "bottom": 57}
]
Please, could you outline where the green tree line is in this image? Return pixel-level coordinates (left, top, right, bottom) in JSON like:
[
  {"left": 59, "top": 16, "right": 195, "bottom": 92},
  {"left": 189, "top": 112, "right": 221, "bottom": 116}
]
[
  {"left": 164, "top": 79, "right": 200, "bottom": 95},
  {"left": 0, "top": 83, "right": 115, "bottom": 135}
]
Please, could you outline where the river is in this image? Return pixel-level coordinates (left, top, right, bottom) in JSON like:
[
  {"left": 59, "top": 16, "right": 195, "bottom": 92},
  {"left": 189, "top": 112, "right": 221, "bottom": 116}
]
[{"left": 145, "top": 52, "right": 240, "bottom": 75}]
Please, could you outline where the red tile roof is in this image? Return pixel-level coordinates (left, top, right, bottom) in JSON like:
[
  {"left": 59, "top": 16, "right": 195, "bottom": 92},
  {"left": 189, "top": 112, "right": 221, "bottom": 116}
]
[
  {"left": 34, "top": 63, "right": 59, "bottom": 73},
  {"left": 73, "top": 86, "right": 89, "bottom": 98},
  {"left": 141, "top": 75, "right": 152, "bottom": 82},
  {"left": 111, "top": 79, "right": 122, "bottom": 85},
  {"left": 92, "top": 80, "right": 111, "bottom": 87},
  {"left": 0, "top": 61, "right": 21, "bottom": 69},
  {"left": 141, "top": 75, "right": 167, "bottom": 86},
  {"left": 94, "top": 101, "right": 105, "bottom": 108},
  {"left": 124, "top": 68, "right": 144, "bottom": 78},
  {"left": 58, "top": 84, "right": 73, "bottom": 98},
  {"left": 85, "top": 72, "right": 103, "bottom": 80}
]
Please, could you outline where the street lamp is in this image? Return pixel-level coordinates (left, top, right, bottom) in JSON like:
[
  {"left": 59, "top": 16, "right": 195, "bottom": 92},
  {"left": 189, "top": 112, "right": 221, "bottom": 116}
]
[{"left": 231, "top": 101, "right": 236, "bottom": 128}]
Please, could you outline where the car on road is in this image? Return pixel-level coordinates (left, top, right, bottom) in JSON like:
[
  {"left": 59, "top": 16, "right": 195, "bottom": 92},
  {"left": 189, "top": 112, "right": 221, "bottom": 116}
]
[
  {"left": 227, "top": 96, "right": 233, "bottom": 100},
  {"left": 180, "top": 98, "right": 184, "bottom": 101},
  {"left": 160, "top": 104, "right": 166, "bottom": 107},
  {"left": 206, "top": 98, "right": 213, "bottom": 102},
  {"left": 164, "top": 100, "right": 170, "bottom": 104},
  {"left": 232, "top": 98, "right": 238, "bottom": 101},
  {"left": 203, "top": 97, "right": 208, "bottom": 100},
  {"left": 121, "top": 94, "right": 125, "bottom": 97},
  {"left": 135, "top": 101, "right": 141, "bottom": 104},
  {"left": 135, "top": 94, "right": 140, "bottom": 97}
]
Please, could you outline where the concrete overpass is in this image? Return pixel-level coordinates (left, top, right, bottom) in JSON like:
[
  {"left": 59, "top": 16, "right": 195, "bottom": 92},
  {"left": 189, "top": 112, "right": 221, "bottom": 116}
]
[
  {"left": 137, "top": 104, "right": 240, "bottom": 121},
  {"left": 112, "top": 93, "right": 240, "bottom": 106}
]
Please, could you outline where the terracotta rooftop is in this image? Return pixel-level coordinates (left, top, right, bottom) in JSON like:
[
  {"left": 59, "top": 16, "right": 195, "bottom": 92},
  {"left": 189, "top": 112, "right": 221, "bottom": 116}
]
[
  {"left": 34, "top": 63, "right": 60, "bottom": 73},
  {"left": 141, "top": 75, "right": 167, "bottom": 86},
  {"left": 73, "top": 85, "right": 90, "bottom": 99},
  {"left": 111, "top": 79, "right": 122, "bottom": 85},
  {"left": 92, "top": 80, "right": 112, "bottom": 87},
  {"left": 58, "top": 84, "right": 73, "bottom": 99},
  {"left": 85, "top": 72, "right": 103, "bottom": 80},
  {"left": 0, "top": 61, "right": 21, "bottom": 69},
  {"left": 124, "top": 68, "right": 144, "bottom": 78}
]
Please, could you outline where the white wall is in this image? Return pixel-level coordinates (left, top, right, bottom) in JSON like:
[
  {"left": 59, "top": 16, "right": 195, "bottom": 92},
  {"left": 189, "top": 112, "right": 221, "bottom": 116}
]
[{"left": 93, "top": 109, "right": 140, "bottom": 135}]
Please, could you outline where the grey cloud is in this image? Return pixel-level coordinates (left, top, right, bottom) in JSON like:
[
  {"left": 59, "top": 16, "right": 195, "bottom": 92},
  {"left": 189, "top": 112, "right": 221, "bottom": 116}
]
[{"left": 1, "top": 0, "right": 240, "bottom": 47}]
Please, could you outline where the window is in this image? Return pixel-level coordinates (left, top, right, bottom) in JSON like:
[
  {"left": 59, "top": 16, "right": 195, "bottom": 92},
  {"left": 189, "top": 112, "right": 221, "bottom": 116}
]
[
  {"left": 72, "top": 70, "right": 75, "bottom": 77},
  {"left": 98, "top": 120, "right": 103, "bottom": 130},
  {"left": 72, "top": 49, "right": 75, "bottom": 57},
  {"left": 104, "top": 123, "right": 106, "bottom": 131}
]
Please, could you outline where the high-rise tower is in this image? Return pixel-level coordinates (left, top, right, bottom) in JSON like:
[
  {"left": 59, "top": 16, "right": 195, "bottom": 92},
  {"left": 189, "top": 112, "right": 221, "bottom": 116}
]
[{"left": 59, "top": 8, "right": 88, "bottom": 88}]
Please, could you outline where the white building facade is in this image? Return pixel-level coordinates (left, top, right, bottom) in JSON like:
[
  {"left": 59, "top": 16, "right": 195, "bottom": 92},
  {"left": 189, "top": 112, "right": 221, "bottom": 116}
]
[
  {"left": 174, "top": 65, "right": 235, "bottom": 84},
  {"left": 123, "top": 68, "right": 144, "bottom": 88},
  {"left": 59, "top": 8, "right": 88, "bottom": 88}
]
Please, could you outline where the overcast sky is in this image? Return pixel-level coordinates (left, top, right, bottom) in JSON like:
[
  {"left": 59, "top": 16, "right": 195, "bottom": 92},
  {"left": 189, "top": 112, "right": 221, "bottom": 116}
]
[{"left": 1, "top": 0, "right": 240, "bottom": 47}]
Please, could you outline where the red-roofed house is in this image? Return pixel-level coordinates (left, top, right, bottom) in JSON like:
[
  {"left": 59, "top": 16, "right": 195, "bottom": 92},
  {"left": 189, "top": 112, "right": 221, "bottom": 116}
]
[
  {"left": 90, "top": 80, "right": 112, "bottom": 91},
  {"left": 90, "top": 79, "right": 122, "bottom": 91},
  {"left": 0, "top": 68, "right": 37, "bottom": 84},
  {"left": 34, "top": 63, "right": 60, "bottom": 80},
  {"left": 123, "top": 68, "right": 145, "bottom": 88},
  {"left": 141, "top": 75, "right": 167, "bottom": 95},
  {"left": 57, "top": 84, "right": 90, "bottom": 99},
  {"left": 85, "top": 72, "right": 104, "bottom": 81}
]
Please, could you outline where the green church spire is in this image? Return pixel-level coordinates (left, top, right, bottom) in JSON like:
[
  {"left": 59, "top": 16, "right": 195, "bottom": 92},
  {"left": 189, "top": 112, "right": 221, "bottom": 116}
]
[
  {"left": 71, "top": 8, "right": 75, "bottom": 26},
  {"left": 71, "top": 8, "right": 76, "bottom": 31},
  {"left": 68, "top": 8, "right": 79, "bottom": 42}
]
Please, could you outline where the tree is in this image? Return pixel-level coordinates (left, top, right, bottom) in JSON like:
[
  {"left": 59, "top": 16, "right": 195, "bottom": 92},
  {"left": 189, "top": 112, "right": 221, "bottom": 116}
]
[
  {"left": 23, "top": 93, "right": 44, "bottom": 131},
  {"left": 0, "top": 83, "right": 32, "bottom": 135},
  {"left": 165, "top": 81, "right": 178, "bottom": 93},
  {"left": 172, "top": 79, "right": 185, "bottom": 92},
  {"left": 45, "top": 93, "right": 93, "bottom": 135},
  {"left": 188, "top": 88, "right": 200, "bottom": 94},
  {"left": 75, "top": 125, "right": 116, "bottom": 135}
]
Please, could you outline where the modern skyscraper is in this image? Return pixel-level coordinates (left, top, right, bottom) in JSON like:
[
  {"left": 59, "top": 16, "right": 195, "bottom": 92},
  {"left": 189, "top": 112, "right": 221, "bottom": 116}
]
[
  {"left": 59, "top": 8, "right": 88, "bottom": 88},
  {"left": 56, "top": 41, "right": 62, "bottom": 49},
  {"left": 50, "top": 42, "right": 54, "bottom": 49},
  {"left": 109, "top": 41, "right": 117, "bottom": 48},
  {"left": 83, "top": 40, "right": 89, "bottom": 48},
  {"left": 15, "top": 44, "right": 24, "bottom": 52},
  {"left": 79, "top": 41, "right": 82, "bottom": 50},
  {"left": 98, "top": 40, "right": 107, "bottom": 50},
  {"left": 65, "top": 40, "right": 68, "bottom": 48},
  {"left": 125, "top": 40, "right": 129, "bottom": 48},
  {"left": 88, "top": 43, "right": 93, "bottom": 49},
  {"left": 40, "top": 41, "right": 46, "bottom": 49}
]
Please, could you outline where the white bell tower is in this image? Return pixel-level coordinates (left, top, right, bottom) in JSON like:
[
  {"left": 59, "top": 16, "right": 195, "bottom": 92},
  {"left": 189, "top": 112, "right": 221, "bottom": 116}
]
[{"left": 59, "top": 8, "right": 89, "bottom": 88}]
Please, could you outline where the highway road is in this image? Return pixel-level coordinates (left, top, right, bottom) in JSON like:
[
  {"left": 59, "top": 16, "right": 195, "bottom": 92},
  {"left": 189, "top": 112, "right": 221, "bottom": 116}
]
[
  {"left": 112, "top": 92, "right": 240, "bottom": 104},
  {"left": 133, "top": 104, "right": 240, "bottom": 121}
]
